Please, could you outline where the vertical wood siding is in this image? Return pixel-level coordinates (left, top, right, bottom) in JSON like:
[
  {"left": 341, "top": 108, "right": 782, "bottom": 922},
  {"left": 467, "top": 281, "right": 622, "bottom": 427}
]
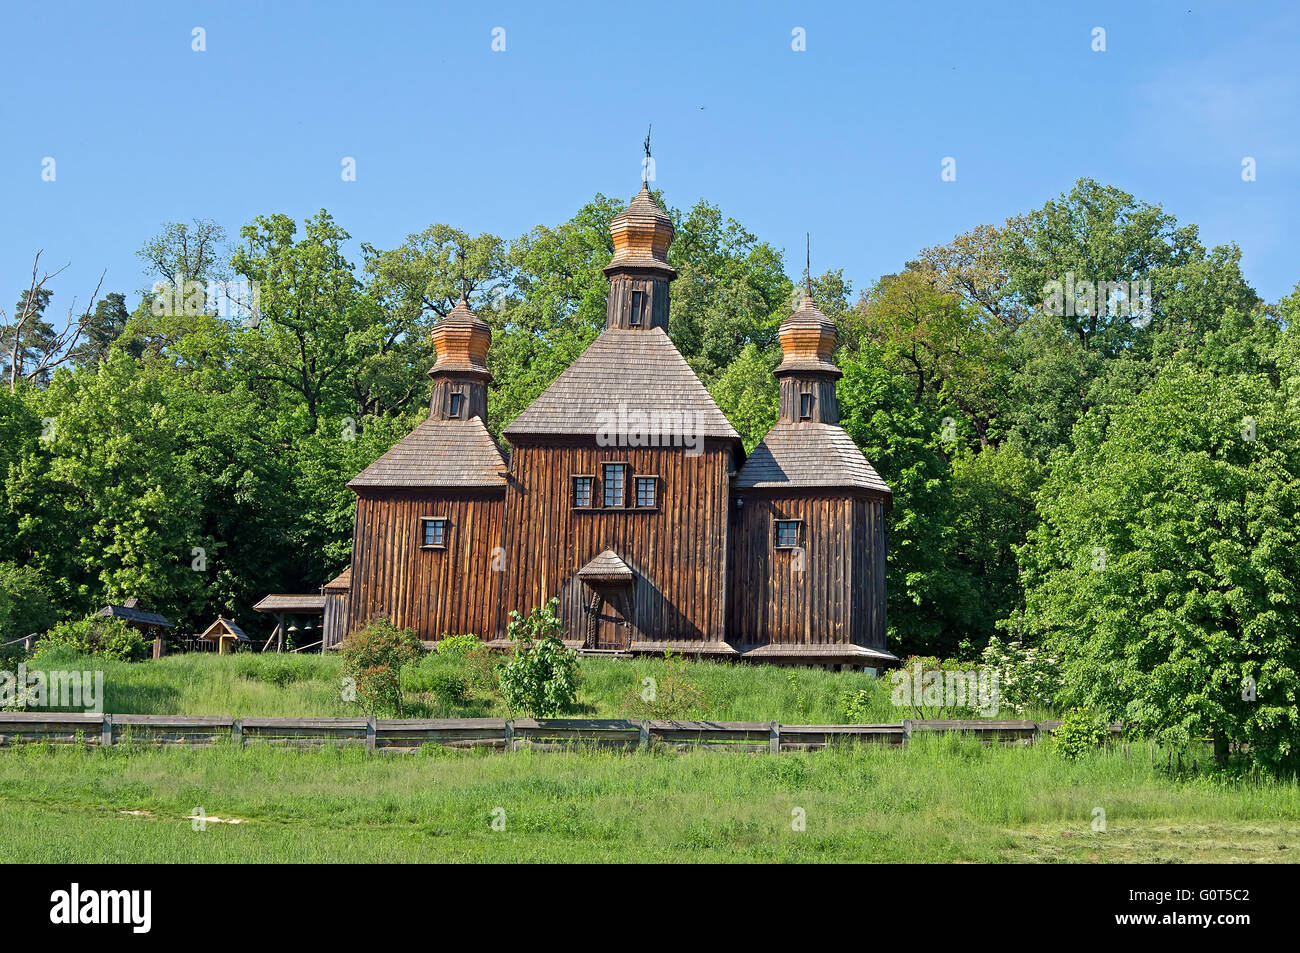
[
  {"left": 726, "top": 491, "right": 887, "bottom": 650},
  {"left": 348, "top": 490, "right": 504, "bottom": 641},
  {"left": 500, "top": 440, "right": 732, "bottom": 643}
]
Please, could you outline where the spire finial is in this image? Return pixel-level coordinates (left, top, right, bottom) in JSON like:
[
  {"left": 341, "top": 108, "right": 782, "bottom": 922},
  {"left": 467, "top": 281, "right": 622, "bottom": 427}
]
[
  {"left": 641, "top": 124, "right": 652, "bottom": 185},
  {"left": 805, "top": 232, "right": 813, "bottom": 297},
  {"left": 456, "top": 246, "right": 469, "bottom": 303}
]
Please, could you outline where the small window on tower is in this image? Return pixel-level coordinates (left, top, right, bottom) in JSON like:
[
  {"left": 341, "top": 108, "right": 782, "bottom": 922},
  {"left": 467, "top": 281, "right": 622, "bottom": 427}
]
[
  {"left": 602, "top": 463, "right": 627, "bottom": 507},
  {"left": 448, "top": 392, "right": 465, "bottom": 418},
  {"left": 420, "top": 517, "right": 448, "bottom": 549},
  {"left": 800, "top": 392, "right": 814, "bottom": 420},
  {"left": 775, "top": 520, "right": 801, "bottom": 549},
  {"left": 630, "top": 290, "right": 644, "bottom": 326}
]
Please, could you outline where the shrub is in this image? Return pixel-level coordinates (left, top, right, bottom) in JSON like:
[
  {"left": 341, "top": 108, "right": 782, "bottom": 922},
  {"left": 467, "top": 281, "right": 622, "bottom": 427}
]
[
  {"left": 338, "top": 618, "right": 423, "bottom": 716},
  {"left": 1048, "top": 708, "right": 1111, "bottom": 760},
  {"left": 498, "top": 599, "right": 579, "bottom": 717},
  {"left": 428, "top": 668, "right": 471, "bottom": 706},
  {"left": 38, "top": 616, "right": 150, "bottom": 662},
  {"left": 979, "top": 631, "right": 1062, "bottom": 715},
  {"left": 622, "top": 651, "right": 709, "bottom": 720},
  {"left": 435, "top": 634, "right": 482, "bottom": 658}
]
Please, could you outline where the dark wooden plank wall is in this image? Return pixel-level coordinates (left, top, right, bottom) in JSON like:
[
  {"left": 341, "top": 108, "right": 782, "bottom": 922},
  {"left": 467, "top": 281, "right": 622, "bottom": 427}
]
[
  {"left": 322, "top": 590, "right": 349, "bottom": 649},
  {"left": 727, "top": 491, "right": 887, "bottom": 650},
  {"left": 348, "top": 489, "right": 504, "bottom": 641},
  {"left": 500, "top": 440, "right": 733, "bottom": 643}
]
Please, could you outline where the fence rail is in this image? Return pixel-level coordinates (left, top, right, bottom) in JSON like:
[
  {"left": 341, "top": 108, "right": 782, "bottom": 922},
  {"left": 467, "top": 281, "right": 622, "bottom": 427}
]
[{"left": 0, "top": 713, "right": 1123, "bottom": 753}]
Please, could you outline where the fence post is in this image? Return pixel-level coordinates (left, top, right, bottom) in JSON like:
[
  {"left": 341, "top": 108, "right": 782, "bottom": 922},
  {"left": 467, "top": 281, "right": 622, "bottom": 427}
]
[
  {"left": 504, "top": 719, "right": 515, "bottom": 752},
  {"left": 639, "top": 720, "right": 649, "bottom": 750},
  {"left": 769, "top": 721, "right": 780, "bottom": 754},
  {"left": 101, "top": 714, "right": 112, "bottom": 749},
  {"left": 902, "top": 719, "right": 913, "bottom": 747},
  {"left": 365, "top": 716, "right": 376, "bottom": 753},
  {"left": 232, "top": 719, "right": 242, "bottom": 747}
]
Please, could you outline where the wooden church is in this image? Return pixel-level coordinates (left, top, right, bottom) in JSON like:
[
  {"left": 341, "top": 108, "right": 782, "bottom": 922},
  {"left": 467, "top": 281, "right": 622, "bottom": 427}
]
[{"left": 331, "top": 176, "right": 895, "bottom": 669}]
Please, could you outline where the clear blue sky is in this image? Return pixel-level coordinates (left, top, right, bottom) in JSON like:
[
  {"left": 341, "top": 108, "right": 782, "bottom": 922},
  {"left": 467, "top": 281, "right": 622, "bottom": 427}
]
[{"left": 4, "top": 0, "right": 1298, "bottom": 313}]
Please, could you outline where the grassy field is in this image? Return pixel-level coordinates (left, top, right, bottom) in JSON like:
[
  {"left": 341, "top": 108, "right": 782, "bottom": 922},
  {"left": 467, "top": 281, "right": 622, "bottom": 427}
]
[
  {"left": 20, "top": 647, "right": 914, "bottom": 723},
  {"left": 8, "top": 649, "right": 1293, "bottom": 863},
  {"left": 1, "top": 735, "right": 1296, "bottom": 862}
]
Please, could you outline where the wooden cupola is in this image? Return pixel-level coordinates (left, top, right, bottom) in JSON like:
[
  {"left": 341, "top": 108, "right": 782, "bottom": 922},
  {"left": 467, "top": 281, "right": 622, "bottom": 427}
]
[
  {"left": 428, "top": 296, "right": 492, "bottom": 421},
  {"left": 774, "top": 289, "right": 841, "bottom": 425},
  {"left": 602, "top": 182, "right": 675, "bottom": 331}
]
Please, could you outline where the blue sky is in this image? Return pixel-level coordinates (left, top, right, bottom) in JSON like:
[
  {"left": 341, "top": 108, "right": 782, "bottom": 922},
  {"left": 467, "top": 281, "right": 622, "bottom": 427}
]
[{"left": 3, "top": 0, "right": 1298, "bottom": 314}]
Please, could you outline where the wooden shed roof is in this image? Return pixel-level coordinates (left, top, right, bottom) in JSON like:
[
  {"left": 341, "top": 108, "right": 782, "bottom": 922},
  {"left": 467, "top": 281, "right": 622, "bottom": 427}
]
[
  {"left": 577, "top": 549, "right": 634, "bottom": 582},
  {"left": 323, "top": 567, "right": 351, "bottom": 592},
  {"left": 503, "top": 328, "right": 740, "bottom": 442},
  {"left": 735, "top": 423, "right": 892, "bottom": 496},
  {"left": 252, "top": 594, "right": 327, "bottom": 614},
  {"left": 198, "top": 617, "right": 251, "bottom": 641},
  {"left": 94, "top": 602, "right": 172, "bottom": 628},
  {"left": 347, "top": 416, "right": 506, "bottom": 489}
]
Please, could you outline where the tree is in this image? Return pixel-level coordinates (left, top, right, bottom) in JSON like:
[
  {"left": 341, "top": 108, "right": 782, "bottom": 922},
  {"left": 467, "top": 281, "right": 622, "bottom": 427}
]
[
  {"left": 1, "top": 252, "right": 105, "bottom": 390},
  {"left": 498, "top": 598, "right": 580, "bottom": 717},
  {"left": 233, "top": 211, "right": 373, "bottom": 433},
  {"left": 68, "top": 292, "right": 133, "bottom": 367},
  {"left": 1018, "top": 365, "right": 1300, "bottom": 773}
]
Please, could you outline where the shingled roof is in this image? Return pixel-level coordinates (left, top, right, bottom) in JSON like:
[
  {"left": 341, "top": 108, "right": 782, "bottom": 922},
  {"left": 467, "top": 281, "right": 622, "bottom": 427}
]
[
  {"left": 735, "top": 422, "right": 891, "bottom": 496},
  {"left": 348, "top": 416, "right": 506, "bottom": 490},
  {"left": 503, "top": 328, "right": 740, "bottom": 442},
  {"left": 577, "top": 549, "right": 635, "bottom": 582},
  {"left": 95, "top": 601, "right": 172, "bottom": 628}
]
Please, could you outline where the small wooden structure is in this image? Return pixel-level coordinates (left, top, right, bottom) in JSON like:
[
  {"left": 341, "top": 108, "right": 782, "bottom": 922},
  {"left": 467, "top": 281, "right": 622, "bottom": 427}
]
[
  {"left": 321, "top": 568, "right": 351, "bottom": 651},
  {"left": 251, "top": 594, "right": 326, "bottom": 652},
  {"left": 94, "top": 598, "right": 172, "bottom": 659},
  {"left": 196, "top": 617, "right": 251, "bottom": 655}
]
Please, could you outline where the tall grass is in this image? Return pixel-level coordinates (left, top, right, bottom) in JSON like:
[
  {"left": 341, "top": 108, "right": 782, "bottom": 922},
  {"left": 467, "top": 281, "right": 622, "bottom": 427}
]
[
  {"left": 1, "top": 735, "right": 1296, "bottom": 863},
  {"left": 20, "top": 647, "right": 900, "bottom": 723}
]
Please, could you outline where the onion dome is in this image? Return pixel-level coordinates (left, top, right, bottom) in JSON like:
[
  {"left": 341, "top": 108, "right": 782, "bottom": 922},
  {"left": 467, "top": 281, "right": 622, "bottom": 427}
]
[
  {"left": 775, "top": 291, "right": 839, "bottom": 378},
  {"left": 429, "top": 296, "right": 491, "bottom": 380},
  {"left": 604, "top": 183, "right": 676, "bottom": 277}
]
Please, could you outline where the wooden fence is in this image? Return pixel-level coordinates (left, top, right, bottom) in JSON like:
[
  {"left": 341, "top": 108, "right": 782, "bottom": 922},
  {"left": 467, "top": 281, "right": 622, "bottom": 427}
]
[{"left": 0, "top": 713, "right": 1119, "bottom": 753}]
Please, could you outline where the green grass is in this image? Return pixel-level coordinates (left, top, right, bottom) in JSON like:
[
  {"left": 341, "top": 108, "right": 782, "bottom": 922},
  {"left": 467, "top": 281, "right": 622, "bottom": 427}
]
[
  {"left": 1, "top": 735, "right": 1296, "bottom": 862},
  {"left": 23, "top": 647, "right": 908, "bottom": 723}
]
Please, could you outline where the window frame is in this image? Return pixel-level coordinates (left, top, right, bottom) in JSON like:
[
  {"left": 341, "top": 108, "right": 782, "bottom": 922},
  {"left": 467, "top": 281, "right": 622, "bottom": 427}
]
[
  {"left": 601, "top": 462, "right": 629, "bottom": 508},
  {"left": 633, "top": 475, "right": 659, "bottom": 510},
  {"left": 774, "top": 518, "right": 803, "bottom": 550},
  {"left": 799, "top": 391, "right": 814, "bottom": 420},
  {"left": 630, "top": 289, "right": 644, "bottom": 326},
  {"left": 419, "top": 516, "right": 449, "bottom": 550},
  {"left": 448, "top": 391, "right": 465, "bottom": 418},
  {"left": 571, "top": 474, "right": 596, "bottom": 510}
]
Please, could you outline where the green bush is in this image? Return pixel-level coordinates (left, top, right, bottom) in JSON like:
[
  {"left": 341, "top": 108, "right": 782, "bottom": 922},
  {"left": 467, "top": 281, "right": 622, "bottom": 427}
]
[
  {"left": 427, "top": 668, "right": 471, "bottom": 706},
  {"left": 338, "top": 617, "right": 423, "bottom": 716},
  {"left": 39, "top": 616, "right": 150, "bottom": 662},
  {"left": 1047, "top": 709, "right": 1110, "bottom": 760},
  {"left": 435, "top": 634, "right": 481, "bottom": 658},
  {"left": 622, "top": 651, "right": 708, "bottom": 720},
  {"left": 498, "top": 599, "right": 579, "bottom": 717}
]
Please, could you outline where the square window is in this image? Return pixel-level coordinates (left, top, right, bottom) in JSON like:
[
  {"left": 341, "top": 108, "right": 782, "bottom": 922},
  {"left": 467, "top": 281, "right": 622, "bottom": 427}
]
[
  {"left": 420, "top": 517, "right": 447, "bottom": 548},
  {"left": 775, "top": 520, "right": 801, "bottom": 549},
  {"left": 800, "top": 392, "right": 814, "bottom": 419},
  {"left": 602, "top": 463, "right": 626, "bottom": 507},
  {"left": 635, "top": 476, "right": 657, "bottom": 508},
  {"left": 573, "top": 476, "right": 594, "bottom": 508}
]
